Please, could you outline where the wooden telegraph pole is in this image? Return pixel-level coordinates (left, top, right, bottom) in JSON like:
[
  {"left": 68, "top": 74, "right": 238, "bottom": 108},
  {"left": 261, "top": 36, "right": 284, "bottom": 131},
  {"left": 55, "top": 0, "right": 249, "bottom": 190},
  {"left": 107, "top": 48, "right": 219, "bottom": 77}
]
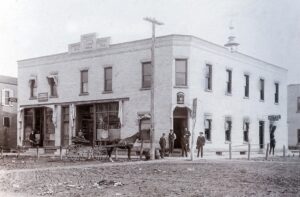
[{"left": 143, "top": 17, "right": 163, "bottom": 160}]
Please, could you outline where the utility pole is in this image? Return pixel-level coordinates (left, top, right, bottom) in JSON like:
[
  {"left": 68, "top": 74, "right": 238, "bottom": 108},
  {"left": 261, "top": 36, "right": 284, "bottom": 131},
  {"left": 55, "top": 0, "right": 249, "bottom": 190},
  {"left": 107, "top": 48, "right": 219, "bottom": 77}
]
[{"left": 143, "top": 17, "right": 163, "bottom": 160}]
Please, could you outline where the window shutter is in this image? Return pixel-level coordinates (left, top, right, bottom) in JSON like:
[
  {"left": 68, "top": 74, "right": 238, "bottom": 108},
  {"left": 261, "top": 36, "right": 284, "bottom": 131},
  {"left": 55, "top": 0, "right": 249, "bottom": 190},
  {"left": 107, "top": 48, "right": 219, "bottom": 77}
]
[
  {"left": 1, "top": 89, "right": 5, "bottom": 106},
  {"left": 9, "top": 89, "right": 14, "bottom": 106}
]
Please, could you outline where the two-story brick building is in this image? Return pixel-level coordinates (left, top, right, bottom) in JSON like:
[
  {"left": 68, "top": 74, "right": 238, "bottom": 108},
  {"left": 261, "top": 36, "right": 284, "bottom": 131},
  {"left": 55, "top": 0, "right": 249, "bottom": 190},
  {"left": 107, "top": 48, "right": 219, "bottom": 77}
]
[
  {"left": 17, "top": 33, "right": 288, "bottom": 152},
  {"left": 0, "top": 75, "right": 17, "bottom": 151}
]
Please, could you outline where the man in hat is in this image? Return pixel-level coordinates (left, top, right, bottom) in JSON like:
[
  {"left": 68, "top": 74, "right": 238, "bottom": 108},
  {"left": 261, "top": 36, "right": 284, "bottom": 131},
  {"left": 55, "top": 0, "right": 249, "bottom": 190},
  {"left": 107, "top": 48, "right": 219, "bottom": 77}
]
[
  {"left": 159, "top": 133, "right": 167, "bottom": 158},
  {"left": 168, "top": 129, "right": 176, "bottom": 155},
  {"left": 269, "top": 122, "right": 277, "bottom": 155},
  {"left": 196, "top": 132, "right": 206, "bottom": 158}
]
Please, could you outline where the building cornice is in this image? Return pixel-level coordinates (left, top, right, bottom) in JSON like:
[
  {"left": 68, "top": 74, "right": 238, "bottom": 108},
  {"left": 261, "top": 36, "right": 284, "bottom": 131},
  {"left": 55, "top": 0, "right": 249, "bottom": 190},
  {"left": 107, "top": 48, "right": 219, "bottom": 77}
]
[{"left": 18, "top": 34, "right": 287, "bottom": 72}]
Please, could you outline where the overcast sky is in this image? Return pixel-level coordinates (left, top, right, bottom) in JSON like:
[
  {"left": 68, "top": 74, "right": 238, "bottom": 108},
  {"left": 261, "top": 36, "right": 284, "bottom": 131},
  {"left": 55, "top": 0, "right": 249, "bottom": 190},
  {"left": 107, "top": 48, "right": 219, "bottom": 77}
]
[{"left": 0, "top": 0, "right": 299, "bottom": 84}]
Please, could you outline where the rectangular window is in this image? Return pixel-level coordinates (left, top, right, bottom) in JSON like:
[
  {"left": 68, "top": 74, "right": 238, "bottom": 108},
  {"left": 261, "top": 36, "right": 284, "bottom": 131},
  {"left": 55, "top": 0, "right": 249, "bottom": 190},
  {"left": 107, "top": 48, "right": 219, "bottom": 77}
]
[
  {"left": 243, "top": 121, "right": 249, "bottom": 142},
  {"left": 142, "top": 62, "right": 151, "bottom": 88},
  {"left": 226, "top": 69, "right": 232, "bottom": 94},
  {"left": 298, "top": 97, "right": 300, "bottom": 112},
  {"left": 48, "top": 76, "right": 58, "bottom": 97},
  {"left": 4, "top": 90, "right": 9, "bottom": 105},
  {"left": 275, "top": 83, "right": 279, "bottom": 104},
  {"left": 3, "top": 117, "right": 10, "bottom": 127},
  {"left": 80, "top": 70, "right": 88, "bottom": 94},
  {"left": 244, "top": 74, "right": 249, "bottom": 98},
  {"left": 205, "top": 64, "right": 212, "bottom": 90},
  {"left": 204, "top": 118, "right": 212, "bottom": 141},
  {"left": 175, "top": 59, "right": 187, "bottom": 86},
  {"left": 104, "top": 67, "right": 112, "bottom": 92},
  {"left": 30, "top": 80, "right": 37, "bottom": 98},
  {"left": 225, "top": 118, "right": 232, "bottom": 142},
  {"left": 260, "top": 79, "right": 264, "bottom": 101}
]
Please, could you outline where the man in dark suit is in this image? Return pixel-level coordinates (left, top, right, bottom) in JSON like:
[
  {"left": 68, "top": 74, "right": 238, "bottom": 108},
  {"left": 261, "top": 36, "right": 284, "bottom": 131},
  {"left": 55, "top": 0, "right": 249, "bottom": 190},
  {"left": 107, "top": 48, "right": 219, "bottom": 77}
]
[
  {"left": 197, "top": 132, "right": 206, "bottom": 158},
  {"left": 168, "top": 129, "right": 176, "bottom": 155}
]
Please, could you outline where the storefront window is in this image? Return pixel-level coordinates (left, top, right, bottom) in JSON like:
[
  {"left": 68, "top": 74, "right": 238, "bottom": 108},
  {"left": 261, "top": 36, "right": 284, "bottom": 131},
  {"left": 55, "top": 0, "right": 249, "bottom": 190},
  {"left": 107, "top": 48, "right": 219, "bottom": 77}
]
[{"left": 96, "top": 102, "right": 120, "bottom": 130}]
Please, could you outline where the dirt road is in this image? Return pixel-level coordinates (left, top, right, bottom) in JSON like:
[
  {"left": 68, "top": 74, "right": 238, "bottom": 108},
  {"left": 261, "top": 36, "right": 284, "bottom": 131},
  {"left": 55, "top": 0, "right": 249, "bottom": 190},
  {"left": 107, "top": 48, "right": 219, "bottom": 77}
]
[{"left": 0, "top": 158, "right": 299, "bottom": 197}]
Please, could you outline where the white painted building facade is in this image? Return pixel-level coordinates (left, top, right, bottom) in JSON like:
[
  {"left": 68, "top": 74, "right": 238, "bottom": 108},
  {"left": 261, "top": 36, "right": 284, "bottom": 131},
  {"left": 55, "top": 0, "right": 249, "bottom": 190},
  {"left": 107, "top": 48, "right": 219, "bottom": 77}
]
[
  {"left": 17, "top": 34, "right": 288, "bottom": 152},
  {"left": 287, "top": 84, "right": 300, "bottom": 149}
]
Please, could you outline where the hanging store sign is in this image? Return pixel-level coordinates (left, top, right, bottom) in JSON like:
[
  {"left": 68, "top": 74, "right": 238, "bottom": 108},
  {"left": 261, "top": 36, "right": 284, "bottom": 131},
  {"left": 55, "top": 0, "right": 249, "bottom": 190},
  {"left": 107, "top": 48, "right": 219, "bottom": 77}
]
[
  {"left": 8, "top": 97, "right": 17, "bottom": 102},
  {"left": 268, "top": 115, "right": 281, "bottom": 121},
  {"left": 38, "top": 92, "right": 48, "bottom": 102}
]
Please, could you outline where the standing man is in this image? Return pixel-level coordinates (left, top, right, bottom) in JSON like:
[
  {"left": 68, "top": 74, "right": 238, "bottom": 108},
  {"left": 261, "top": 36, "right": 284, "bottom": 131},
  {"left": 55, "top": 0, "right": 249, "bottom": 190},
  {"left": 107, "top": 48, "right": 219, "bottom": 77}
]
[
  {"left": 168, "top": 129, "right": 176, "bottom": 155},
  {"left": 159, "top": 133, "right": 167, "bottom": 158},
  {"left": 184, "top": 128, "right": 191, "bottom": 152},
  {"left": 181, "top": 130, "right": 188, "bottom": 157},
  {"left": 29, "top": 129, "right": 36, "bottom": 147},
  {"left": 269, "top": 122, "right": 276, "bottom": 155},
  {"left": 196, "top": 132, "right": 206, "bottom": 158}
]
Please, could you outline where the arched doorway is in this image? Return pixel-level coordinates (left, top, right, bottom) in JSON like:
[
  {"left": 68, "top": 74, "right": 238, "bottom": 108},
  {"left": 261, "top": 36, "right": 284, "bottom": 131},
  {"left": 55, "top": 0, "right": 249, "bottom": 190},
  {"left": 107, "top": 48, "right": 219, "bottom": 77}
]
[{"left": 173, "top": 107, "right": 189, "bottom": 148}]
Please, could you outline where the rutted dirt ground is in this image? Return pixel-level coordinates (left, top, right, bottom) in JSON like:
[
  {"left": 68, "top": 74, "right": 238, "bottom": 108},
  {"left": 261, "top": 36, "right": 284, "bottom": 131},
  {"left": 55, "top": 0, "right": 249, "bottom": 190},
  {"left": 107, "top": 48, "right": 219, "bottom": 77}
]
[{"left": 0, "top": 158, "right": 299, "bottom": 197}]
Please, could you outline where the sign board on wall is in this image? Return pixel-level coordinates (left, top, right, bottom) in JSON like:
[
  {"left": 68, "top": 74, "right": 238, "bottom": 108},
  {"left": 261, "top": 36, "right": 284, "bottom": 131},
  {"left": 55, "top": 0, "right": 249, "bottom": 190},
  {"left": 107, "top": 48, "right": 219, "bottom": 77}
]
[
  {"left": 38, "top": 92, "right": 48, "bottom": 102},
  {"left": 268, "top": 115, "right": 281, "bottom": 121}
]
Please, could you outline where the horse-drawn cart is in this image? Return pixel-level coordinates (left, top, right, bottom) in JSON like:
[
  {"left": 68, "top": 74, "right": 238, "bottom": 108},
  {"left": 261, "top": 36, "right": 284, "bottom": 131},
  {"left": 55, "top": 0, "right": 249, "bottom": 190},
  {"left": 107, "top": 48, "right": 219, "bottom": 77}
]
[{"left": 65, "top": 136, "right": 108, "bottom": 161}]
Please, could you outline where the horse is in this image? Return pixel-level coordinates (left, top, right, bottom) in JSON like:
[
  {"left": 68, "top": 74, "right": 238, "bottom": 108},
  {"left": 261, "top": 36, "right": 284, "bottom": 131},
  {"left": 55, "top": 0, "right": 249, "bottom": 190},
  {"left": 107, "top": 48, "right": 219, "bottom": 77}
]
[{"left": 106, "top": 131, "right": 150, "bottom": 161}]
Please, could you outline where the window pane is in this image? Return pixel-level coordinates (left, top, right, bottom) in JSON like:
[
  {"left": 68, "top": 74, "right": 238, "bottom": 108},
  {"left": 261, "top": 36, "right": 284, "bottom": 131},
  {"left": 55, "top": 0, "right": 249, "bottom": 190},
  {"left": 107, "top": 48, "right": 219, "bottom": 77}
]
[
  {"left": 81, "top": 70, "right": 88, "bottom": 83},
  {"left": 176, "top": 73, "right": 186, "bottom": 86},
  {"left": 143, "top": 63, "right": 151, "bottom": 75},
  {"left": 175, "top": 60, "right": 187, "bottom": 72},
  {"left": 105, "top": 80, "right": 112, "bottom": 91},
  {"left": 143, "top": 76, "right": 151, "bottom": 88},
  {"left": 105, "top": 68, "right": 112, "bottom": 80}
]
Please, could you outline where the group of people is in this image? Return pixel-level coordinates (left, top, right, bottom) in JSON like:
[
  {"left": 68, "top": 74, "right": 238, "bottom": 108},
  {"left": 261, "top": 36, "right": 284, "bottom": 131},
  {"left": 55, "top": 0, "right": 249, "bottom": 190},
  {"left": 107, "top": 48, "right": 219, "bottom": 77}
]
[{"left": 159, "top": 128, "right": 206, "bottom": 158}]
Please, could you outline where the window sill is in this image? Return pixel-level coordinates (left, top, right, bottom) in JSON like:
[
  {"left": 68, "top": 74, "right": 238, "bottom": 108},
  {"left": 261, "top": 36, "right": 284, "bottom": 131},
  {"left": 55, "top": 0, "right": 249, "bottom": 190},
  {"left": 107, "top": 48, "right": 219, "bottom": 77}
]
[
  {"left": 102, "top": 91, "right": 113, "bottom": 94},
  {"left": 29, "top": 97, "right": 37, "bottom": 100},
  {"left": 140, "top": 87, "right": 150, "bottom": 91},
  {"left": 174, "top": 85, "right": 188, "bottom": 89},
  {"left": 205, "top": 89, "right": 212, "bottom": 92},
  {"left": 79, "top": 93, "right": 89, "bottom": 96},
  {"left": 243, "top": 141, "right": 249, "bottom": 145},
  {"left": 225, "top": 92, "right": 232, "bottom": 96}
]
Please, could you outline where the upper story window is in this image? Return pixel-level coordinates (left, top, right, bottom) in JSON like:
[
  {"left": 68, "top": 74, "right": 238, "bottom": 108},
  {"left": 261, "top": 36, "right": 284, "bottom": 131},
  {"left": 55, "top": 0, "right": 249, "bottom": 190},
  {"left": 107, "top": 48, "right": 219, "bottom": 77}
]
[
  {"left": 225, "top": 117, "right": 232, "bottom": 142},
  {"left": 205, "top": 64, "right": 212, "bottom": 91},
  {"left": 29, "top": 76, "right": 37, "bottom": 98},
  {"left": 297, "top": 97, "right": 300, "bottom": 112},
  {"left": 259, "top": 78, "right": 265, "bottom": 101},
  {"left": 1, "top": 89, "right": 13, "bottom": 106},
  {"left": 80, "top": 70, "right": 88, "bottom": 94},
  {"left": 175, "top": 59, "right": 187, "bottom": 86},
  {"left": 142, "top": 62, "right": 151, "bottom": 88},
  {"left": 274, "top": 83, "right": 279, "bottom": 104},
  {"left": 3, "top": 117, "right": 10, "bottom": 127},
  {"left": 226, "top": 69, "right": 232, "bottom": 94},
  {"left": 244, "top": 74, "right": 249, "bottom": 98},
  {"left": 104, "top": 67, "right": 112, "bottom": 92},
  {"left": 47, "top": 75, "right": 58, "bottom": 97}
]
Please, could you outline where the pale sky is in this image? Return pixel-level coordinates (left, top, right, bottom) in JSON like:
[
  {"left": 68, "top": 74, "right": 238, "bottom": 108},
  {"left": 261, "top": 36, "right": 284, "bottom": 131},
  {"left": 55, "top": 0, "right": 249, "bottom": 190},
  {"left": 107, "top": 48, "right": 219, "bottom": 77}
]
[{"left": 0, "top": 0, "right": 299, "bottom": 84}]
